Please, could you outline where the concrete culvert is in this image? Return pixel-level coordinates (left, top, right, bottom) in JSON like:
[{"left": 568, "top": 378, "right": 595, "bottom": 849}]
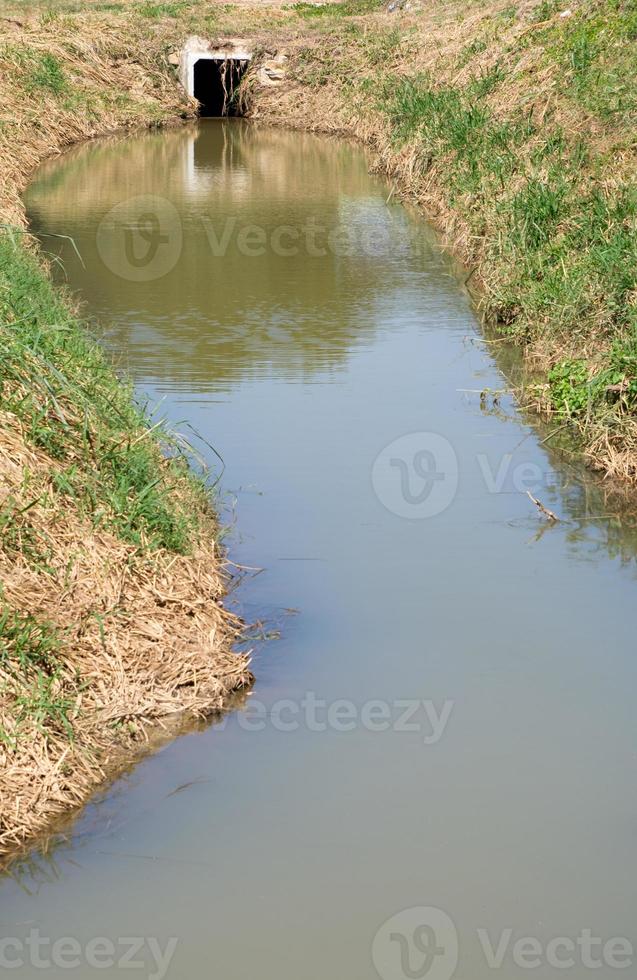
[
  {"left": 179, "top": 38, "right": 252, "bottom": 117},
  {"left": 193, "top": 58, "right": 248, "bottom": 117}
]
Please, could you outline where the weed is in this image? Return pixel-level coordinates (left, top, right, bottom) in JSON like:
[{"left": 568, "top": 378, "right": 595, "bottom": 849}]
[
  {"left": 0, "top": 496, "right": 53, "bottom": 573},
  {"left": 0, "top": 607, "right": 75, "bottom": 741},
  {"left": 459, "top": 37, "right": 488, "bottom": 65},
  {"left": 548, "top": 360, "right": 594, "bottom": 417},
  {"left": 508, "top": 176, "right": 569, "bottom": 250},
  {"left": 531, "top": 0, "right": 561, "bottom": 22},
  {"left": 13, "top": 670, "right": 75, "bottom": 739}
]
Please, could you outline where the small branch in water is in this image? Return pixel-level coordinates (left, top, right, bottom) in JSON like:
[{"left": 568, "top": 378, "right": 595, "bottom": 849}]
[
  {"left": 165, "top": 778, "right": 210, "bottom": 799},
  {"left": 527, "top": 490, "right": 559, "bottom": 523}
]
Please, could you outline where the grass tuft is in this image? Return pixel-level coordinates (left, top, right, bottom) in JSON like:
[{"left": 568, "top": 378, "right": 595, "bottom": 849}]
[{"left": 0, "top": 607, "right": 74, "bottom": 746}]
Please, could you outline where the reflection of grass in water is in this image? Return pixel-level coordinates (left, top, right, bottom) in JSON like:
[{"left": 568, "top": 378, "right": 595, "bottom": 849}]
[
  {"left": 26, "top": 121, "right": 433, "bottom": 388},
  {"left": 0, "top": 680, "right": 253, "bottom": 878},
  {"left": 484, "top": 327, "right": 637, "bottom": 566}
]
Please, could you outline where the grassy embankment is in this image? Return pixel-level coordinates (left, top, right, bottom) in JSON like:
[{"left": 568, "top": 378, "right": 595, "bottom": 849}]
[
  {"left": 0, "top": 11, "right": 254, "bottom": 858},
  {"left": 0, "top": 0, "right": 635, "bottom": 854},
  {"left": 255, "top": 0, "right": 637, "bottom": 478}
]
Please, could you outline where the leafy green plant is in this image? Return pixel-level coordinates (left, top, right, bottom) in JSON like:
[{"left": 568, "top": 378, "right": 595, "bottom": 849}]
[{"left": 548, "top": 360, "right": 594, "bottom": 417}]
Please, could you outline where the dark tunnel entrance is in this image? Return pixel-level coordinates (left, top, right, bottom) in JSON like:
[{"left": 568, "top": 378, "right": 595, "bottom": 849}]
[{"left": 193, "top": 58, "right": 248, "bottom": 117}]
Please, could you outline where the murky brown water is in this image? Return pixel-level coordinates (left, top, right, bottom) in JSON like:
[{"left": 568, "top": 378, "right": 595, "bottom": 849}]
[{"left": 4, "top": 120, "right": 637, "bottom": 979}]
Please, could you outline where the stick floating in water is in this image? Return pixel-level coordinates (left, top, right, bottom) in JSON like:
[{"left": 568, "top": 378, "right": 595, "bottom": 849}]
[{"left": 527, "top": 490, "right": 559, "bottom": 523}]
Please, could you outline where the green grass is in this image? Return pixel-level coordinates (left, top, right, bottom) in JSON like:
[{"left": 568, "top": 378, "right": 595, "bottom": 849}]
[
  {"left": 377, "top": 22, "right": 637, "bottom": 427},
  {"left": 0, "top": 495, "right": 54, "bottom": 574},
  {"left": 0, "top": 607, "right": 74, "bottom": 745},
  {"left": 27, "top": 53, "right": 67, "bottom": 95},
  {"left": 540, "top": 0, "right": 637, "bottom": 121},
  {"left": 292, "top": 0, "right": 383, "bottom": 18},
  {"left": 137, "top": 0, "right": 191, "bottom": 17},
  {"left": 0, "top": 607, "right": 60, "bottom": 675},
  {"left": 296, "top": 0, "right": 635, "bottom": 438},
  {"left": 0, "top": 232, "right": 208, "bottom": 553},
  {"left": 383, "top": 72, "right": 534, "bottom": 197},
  {"left": 0, "top": 46, "right": 69, "bottom": 97},
  {"left": 0, "top": 227, "right": 219, "bottom": 749}
]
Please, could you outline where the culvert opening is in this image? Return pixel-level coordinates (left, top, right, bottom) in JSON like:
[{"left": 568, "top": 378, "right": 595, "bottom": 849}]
[{"left": 193, "top": 58, "right": 248, "bottom": 117}]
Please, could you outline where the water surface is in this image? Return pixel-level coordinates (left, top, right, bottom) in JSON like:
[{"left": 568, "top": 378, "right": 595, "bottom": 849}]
[{"left": 4, "top": 121, "right": 637, "bottom": 980}]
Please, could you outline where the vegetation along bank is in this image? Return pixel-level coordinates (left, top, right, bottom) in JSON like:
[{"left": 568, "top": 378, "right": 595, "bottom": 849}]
[{"left": 0, "top": 0, "right": 635, "bottom": 856}]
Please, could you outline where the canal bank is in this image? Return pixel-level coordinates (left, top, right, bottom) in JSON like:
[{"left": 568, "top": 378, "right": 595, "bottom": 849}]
[
  {"left": 0, "top": 16, "right": 253, "bottom": 857},
  {"left": 1, "top": 0, "right": 636, "bottom": 857}
]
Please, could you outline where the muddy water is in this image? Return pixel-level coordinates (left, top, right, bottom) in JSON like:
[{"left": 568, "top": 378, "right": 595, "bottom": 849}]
[{"left": 5, "top": 121, "right": 637, "bottom": 979}]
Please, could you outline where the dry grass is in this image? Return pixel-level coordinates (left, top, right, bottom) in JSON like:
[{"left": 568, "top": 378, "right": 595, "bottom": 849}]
[
  {"left": 0, "top": 5, "right": 259, "bottom": 860},
  {"left": 0, "top": 405, "right": 252, "bottom": 855},
  {"left": 0, "top": 16, "right": 194, "bottom": 229}
]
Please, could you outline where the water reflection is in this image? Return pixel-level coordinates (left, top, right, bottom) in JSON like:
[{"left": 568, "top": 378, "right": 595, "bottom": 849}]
[{"left": 28, "top": 122, "right": 452, "bottom": 388}]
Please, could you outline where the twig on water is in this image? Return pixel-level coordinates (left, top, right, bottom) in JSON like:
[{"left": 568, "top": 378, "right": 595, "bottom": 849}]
[{"left": 527, "top": 490, "right": 559, "bottom": 523}]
